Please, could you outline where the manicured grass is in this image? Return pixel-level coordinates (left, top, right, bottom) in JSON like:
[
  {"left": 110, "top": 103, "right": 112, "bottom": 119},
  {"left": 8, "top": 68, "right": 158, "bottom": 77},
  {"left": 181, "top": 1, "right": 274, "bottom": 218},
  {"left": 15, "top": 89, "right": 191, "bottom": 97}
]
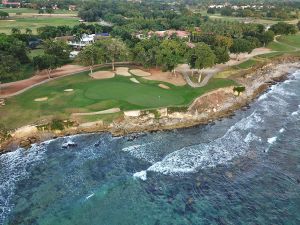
[
  {"left": 0, "top": 71, "right": 236, "bottom": 130},
  {"left": 235, "top": 59, "right": 258, "bottom": 69},
  {"left": 0, "top": 8, "right": 77, "bottom": 14},
  {"left": 277, "top": 35, "right": 300, "bottom": 48},
  {"left": 0, "top": 17, "right": 80, "bottom": 34},
  {"left": 267, "top": 41, "right": 295, "bottom": 52}
]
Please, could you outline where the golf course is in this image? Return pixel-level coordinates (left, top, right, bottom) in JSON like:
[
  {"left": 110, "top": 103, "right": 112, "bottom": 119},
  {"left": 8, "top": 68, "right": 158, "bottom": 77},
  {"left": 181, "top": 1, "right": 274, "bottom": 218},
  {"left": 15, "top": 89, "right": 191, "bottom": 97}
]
[{"left": 0, "top": 67, "right": 236, "bottom": 130}]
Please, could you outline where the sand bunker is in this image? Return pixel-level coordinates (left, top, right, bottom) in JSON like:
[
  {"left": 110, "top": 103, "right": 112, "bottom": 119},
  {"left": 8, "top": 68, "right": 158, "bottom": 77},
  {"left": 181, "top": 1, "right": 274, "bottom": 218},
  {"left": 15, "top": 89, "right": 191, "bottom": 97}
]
[
  {"left": 130, "top": 69, "right": 151, "bottom": 77},
  {"left": 34, "top": 97, "right": 48, "bottom": 102},
  {"left": 90, "top": 71, "right": 115, "bottom": 79},
  {"left": 72, "top": 108, "right": 121, "bottom": 116},
  {"left": 158, "top": 84, "right": 170, "bottom": 89},
  {"left": 64, "top": 89, "right": 74, "bottom": 92},
  {"left": 143, "top": 69, "right": 186, "bottom": 86},
  {"left": 130, "top": 78, "right": 140, "bottom": 83},
  {"left": 116, "top": 67, "right": 131, "bottom": 77}
]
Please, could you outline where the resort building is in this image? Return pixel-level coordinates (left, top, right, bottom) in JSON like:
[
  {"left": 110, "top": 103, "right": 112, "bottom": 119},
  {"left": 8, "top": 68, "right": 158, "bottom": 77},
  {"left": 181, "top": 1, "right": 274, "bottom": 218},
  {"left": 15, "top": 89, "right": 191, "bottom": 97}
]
[
  {"left": 1, "top": 0, "right": 20, "bottom": 7},
  {"left": 56, "top": 33, "right": 110, "bottom": 49}
]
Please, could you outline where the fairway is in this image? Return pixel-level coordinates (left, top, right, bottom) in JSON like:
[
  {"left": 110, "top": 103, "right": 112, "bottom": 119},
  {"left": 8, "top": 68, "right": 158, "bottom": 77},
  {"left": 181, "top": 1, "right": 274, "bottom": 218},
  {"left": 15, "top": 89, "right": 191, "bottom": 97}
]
[
  {"left": 0, "top": 17, "right": 80, "bottom": 34},
  {"left": 0, "top": 71, "right": 235, "bottom": 129}
]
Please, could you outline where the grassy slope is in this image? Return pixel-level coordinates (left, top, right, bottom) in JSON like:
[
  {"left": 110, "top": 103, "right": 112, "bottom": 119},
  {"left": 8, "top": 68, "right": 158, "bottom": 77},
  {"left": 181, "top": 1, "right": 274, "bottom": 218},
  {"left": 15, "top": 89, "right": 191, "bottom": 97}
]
[{"left": 0, "top": 71, "right": 235, "bottom": 130}]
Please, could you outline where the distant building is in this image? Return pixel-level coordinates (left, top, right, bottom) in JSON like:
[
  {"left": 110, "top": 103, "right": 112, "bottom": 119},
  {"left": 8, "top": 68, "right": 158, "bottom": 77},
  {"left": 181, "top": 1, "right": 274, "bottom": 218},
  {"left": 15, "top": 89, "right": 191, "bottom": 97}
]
[
  {"left": 2, "top": 0, "right": 20, "bottom": 7},
  {"left": 68, "top": 5, "right": 76, "bottom": 11},
  {"left": 56, "top": 33, "right": 110, "bottom": 49}
]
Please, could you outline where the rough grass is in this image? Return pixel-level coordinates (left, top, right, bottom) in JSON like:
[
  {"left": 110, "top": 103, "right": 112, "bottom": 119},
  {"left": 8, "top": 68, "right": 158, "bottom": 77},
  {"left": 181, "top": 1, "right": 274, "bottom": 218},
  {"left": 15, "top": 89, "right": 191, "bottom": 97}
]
[{"left": 0, "top": 71, "right": 236, "bottom": 130}]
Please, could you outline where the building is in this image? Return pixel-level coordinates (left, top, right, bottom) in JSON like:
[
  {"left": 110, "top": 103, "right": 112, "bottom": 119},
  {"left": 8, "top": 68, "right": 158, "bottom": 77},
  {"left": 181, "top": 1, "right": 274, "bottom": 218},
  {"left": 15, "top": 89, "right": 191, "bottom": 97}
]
[
  {"left": 2, "top": 0, "right": 20, "bottom": 7},
  {"left": 56, "top": 33, "right": 110, "bottom": 49},
  {"left": 68, "top": 5, "right": 76, "bottom": 11}
]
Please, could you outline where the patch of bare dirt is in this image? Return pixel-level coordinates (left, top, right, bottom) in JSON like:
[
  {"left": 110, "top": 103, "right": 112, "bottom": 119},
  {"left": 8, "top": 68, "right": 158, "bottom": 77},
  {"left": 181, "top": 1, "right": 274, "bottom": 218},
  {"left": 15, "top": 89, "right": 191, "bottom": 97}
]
[
  {"left": 90, "top": 71, "right": 115, "bottom": 79},
  {"left": 143, "top": 68, "right": 186, "bottom": 86}
]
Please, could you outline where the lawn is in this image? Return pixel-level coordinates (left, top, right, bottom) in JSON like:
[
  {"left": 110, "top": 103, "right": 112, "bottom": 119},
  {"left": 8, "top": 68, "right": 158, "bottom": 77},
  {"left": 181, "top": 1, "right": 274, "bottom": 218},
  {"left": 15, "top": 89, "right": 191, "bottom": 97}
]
[
  {"left": 276, "top": 35, "right": 300, "bottom": 49},
  {"left": 0, "top": 71, "right": 236, "bottom": 130},
  {"left": 0, "top": 8, "right": 77, "bottom": 14},
  {"left": 267, "top": 41, "right": 295, "bottom": 52},
  {"left": 235, "top": 59, "right": 259, "bottom": 69},
  {"left": 0, "top": 17, "right": 80, "bottom": 34}
]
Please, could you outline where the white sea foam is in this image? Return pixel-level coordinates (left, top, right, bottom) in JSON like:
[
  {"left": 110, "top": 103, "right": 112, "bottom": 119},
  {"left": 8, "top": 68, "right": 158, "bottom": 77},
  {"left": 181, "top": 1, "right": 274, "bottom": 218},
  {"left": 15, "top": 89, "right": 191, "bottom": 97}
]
[
  {"left": 291, "top": 111, "right": 298, "bottom": 116},
  {"left": 268, "top": 136, "right": 277, "bottom": 144},
  {"left": 0, "top": 145, "right": 46, "bottom": 224},
  {"left": 133, "top": 170, "right": 147, "bottom": 181},
  {"left": 279, "top": 128, "right": 285, "bottom": 133},
  {"left": 122, "top": 142, "right": 157, "bottom": 163},
  {"left": 85, "top": 193, "right": 95, "bottom": 200}
]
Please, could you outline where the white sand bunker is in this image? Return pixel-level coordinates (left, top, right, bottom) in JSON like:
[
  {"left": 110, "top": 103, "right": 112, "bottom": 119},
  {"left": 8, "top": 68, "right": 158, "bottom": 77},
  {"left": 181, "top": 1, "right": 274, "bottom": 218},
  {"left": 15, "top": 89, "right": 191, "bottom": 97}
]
[
  {"left": 130, "top": 78, "right": 140, "bottom": 83},
  {"left": 64, "top": 89, "right": 74, "bottom": 92},
  {"left": 90, "top": 71, "right": 115, "bottom": 79},
  {"left": 130, "top": 69, "right": 151, "bottom": 77},
  {"left": 116, "top": 67, "right": 131, "bottom": 77},
  {"left": 34, "top": 97, "right": 48, "bottom": 102},
  {"left": 158, "top": 84, "right": 170, "bottom": 89}
]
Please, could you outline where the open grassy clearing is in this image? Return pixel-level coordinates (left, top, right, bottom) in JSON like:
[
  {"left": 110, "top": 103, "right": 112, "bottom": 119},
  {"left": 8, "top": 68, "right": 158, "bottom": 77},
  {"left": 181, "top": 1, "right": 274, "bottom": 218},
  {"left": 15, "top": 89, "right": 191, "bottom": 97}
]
[
  {"left": 0, "top": 17, "right": 80, "bottom": 34},
  {"left": 0, "top": 8, "right": 77, "bottom": 14},
  {"left": 0, "top": 71, "right": 235, "bottom": 130}
]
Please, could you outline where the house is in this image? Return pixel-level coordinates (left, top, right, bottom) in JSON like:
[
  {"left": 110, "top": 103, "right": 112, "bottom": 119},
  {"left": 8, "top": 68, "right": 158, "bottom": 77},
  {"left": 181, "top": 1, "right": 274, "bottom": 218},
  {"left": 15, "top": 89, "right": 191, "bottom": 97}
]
[
  {"left": 56, "top": 33, "right": 110, "bottom": 49},
  {"left": 2, "top": 0, "right": 20, "bottom": 7},
  {"left": 68, "top": 5, "right": 76, "bottom": 11}
]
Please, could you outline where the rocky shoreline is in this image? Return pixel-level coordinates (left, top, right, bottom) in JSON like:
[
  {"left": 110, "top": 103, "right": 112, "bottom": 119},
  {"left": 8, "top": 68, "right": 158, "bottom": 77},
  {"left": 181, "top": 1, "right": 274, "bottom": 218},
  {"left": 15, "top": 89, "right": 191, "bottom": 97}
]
[{"left": 0, "top": 57, "right": 299, "bottom": 153}]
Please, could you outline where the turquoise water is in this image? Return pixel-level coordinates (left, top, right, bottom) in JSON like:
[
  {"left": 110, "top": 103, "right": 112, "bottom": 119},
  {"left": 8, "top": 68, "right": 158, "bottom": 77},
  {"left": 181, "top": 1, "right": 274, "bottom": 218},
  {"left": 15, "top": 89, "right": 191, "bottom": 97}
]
[{"left": 1, "top": 71, "right": 300, "bottom": 225}]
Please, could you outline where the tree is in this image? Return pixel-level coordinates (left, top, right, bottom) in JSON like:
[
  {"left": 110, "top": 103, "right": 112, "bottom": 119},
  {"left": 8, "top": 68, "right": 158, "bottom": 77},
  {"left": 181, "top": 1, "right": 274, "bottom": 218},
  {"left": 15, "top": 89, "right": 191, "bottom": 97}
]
[
  {"left": 213, "top": 46, "right": 230, "bottom": 64},
  {"left": 259, "top": 30, "right": 275, "bottom": 46},
  {"left": 43, "top": 39, "right": 71, "bottom": 65},
  {"left": 215, "top": 35, "right": 233, "bottom": 49},
  {"left": 25, "top": 28, "right": 32, "bottom": 35},
  {"left": 132, "top": 38, "right": 161, "bottom": 68},
  {"left": 220, "top": 8, "right": 233, "bottom": 16},
  {"left": 156, "top": 39, "right": 186, "bottom": 75},
  {"left": 297, "top": 21, "right": 300, "bottom": 30},
  {"left": 33, "top": 54, "right": 59, "bottom": 79},
  {"left": 270, "top": 22, "right": 297, "bottom": 35},
  {"left": 45, "top": 8, "right": 54, "bottom": 14},
  {"left": 11, "top": 27, "right": 21, "bottom": 35},
  {"left": 0, "top": 55, "right": 21, "bottom": 82},
  {"left": 0, "top": 11, "right": 9, "bottom": 20},
  {"left": 207, "top": 8, "right": 215, "bottom": 14},
  {"left": 77, "top": 45, "right": 104, "bottom": 74},
  {"left": 96, "top": 38, "right": 128, "bottom": 71},
  {"left": 186, "top": 43, "right": 216, "bottom": 81},
  {"left": 230, "top": 39, "right": 255, "bottom": 59}
]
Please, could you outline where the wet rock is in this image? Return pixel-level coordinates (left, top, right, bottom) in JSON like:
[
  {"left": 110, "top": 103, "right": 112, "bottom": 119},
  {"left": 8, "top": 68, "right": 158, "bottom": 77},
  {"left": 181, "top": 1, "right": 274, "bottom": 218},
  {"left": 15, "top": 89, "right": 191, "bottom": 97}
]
[
  {"left": 62, "top": 141, "right": 77, "bottom": 149},
  {"left": 19, "top": 139, "right": 31, "bottom": 148}
]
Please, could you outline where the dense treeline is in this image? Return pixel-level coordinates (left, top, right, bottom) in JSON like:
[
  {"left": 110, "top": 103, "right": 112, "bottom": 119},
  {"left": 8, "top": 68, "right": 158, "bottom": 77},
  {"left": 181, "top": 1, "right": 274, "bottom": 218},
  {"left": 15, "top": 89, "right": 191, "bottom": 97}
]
[{"left": 0, "top": 34, "right": 31, "bottom": 82}]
